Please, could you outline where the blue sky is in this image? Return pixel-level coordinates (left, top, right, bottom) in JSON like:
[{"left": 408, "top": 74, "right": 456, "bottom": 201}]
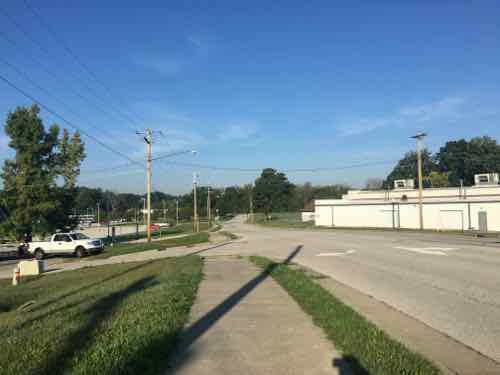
[{"left": 0, "top": 1, "right": 499, "bottom": 194}]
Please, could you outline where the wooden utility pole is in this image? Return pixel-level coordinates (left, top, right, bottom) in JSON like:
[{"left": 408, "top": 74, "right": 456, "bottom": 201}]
[
  {"left": 137, "top": 129, "right": 153, "bottom": 242},
  {"left": 176, "top": 199, "right": 179, "bottom": 226},
  {"left": 193, "top": 173, "right": 199, "bottom": 232},
  {"left": 207, "top": 186, "right": 211, "bottom": 227},
  {"left": 249, "top": 184, "right": 254, "bottom": 224},
  {"left": 411, "top": 132, "right": 427, "bottom": 231}
]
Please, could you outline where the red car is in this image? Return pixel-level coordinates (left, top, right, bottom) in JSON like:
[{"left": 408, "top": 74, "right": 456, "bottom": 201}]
[{"left": 149, "top": 224, "right": 160, "bottom": 231}]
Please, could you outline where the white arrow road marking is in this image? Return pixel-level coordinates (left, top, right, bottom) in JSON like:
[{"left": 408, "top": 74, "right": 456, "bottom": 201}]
[
  {"left": 394, "top": 246, "right": 456, "bottom": 256},
  {"left": 317, "top": 250, "right": 356, "bottom": 257}
]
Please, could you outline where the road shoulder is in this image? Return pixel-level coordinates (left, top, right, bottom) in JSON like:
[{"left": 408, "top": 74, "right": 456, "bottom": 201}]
[{"left": 292, "top": 263, "right": 500, "bottom": 375}]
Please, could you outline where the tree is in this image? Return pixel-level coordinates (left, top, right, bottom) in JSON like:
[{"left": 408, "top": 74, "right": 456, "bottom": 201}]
[
  {"left": 364, "top": 178, "right": 384, "bottom": 190},
  {"left": 254, "top": 168, "right": 294, "bottom": 218},
  {"left": 436, "top": 137, "right": 500, "bottom": 186},
  {"left": 48, "top": 129, "right": 86, "bottom": 230},
  {"left": 0, "top": 105, "right": 85, "bottom": 239},
  {"left": 384, "top": 149, "right": 436, "bottom": 189},
  {"left": 425, "top": 171, "right": 450, "bottom": 188}
]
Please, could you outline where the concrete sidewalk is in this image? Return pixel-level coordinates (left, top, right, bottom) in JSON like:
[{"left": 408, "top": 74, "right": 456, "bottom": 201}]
[{"left": 168, "top": 256, "right": 347, "bottom": 375}]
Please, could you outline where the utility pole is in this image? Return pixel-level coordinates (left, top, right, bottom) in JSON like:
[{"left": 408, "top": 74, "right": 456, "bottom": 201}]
[
  {"left": 193, "top": 173, "right": 199, "bottom": 232},
  {"left": 142, "top": 197, "right": 146, "bottom": 225},
  {"left": 136, "top": 129, "right": 153, "bottom": 242},
  {"left": 162, "top": 199, "right": 166, "bottom": 222},
  {"left": 176, "top": 199, "right": 179, "bottom": 226},
  {"left": 411, "top": 132, "right": 427, "bottom": 231},
  {"left": 207, "top": 185, "right": 211, "bottom": 227},
  {"left": 96, "top": 202, "right": 100, "bottom": 224},
  {"left": 249, "top": 184, "right": 254, "bottom": 224}
]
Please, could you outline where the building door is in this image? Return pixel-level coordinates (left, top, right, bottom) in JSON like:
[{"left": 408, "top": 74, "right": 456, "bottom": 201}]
[{"left": 478, "top": 211, "right": 488, "bottom": 233}]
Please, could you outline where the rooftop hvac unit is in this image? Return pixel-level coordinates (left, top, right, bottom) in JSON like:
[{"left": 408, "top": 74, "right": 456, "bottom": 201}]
[
  {"left": 394, "top": 179, "right": 415, "bottom": 190},
  {"left": 474, "top": 173, "right": 499, "bottom": 186}
]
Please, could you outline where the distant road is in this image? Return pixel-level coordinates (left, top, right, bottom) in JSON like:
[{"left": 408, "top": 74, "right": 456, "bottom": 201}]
[{"left": 219, "top": 216, "right": 500, "bottom": 363}]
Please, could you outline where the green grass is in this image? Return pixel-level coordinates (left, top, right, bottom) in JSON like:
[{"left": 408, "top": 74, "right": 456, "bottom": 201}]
[
  {"left": 0, "top": 257, "right": 203, "bottom": 375},
  {"left": 250, "top": 256, "right": 440, "bottom": 375},
  {"left": 91, "top": 232, "right": 210, "bottom": 259},
  {"left": 109, "top": 221, "right": 211, "bottom": 244},
  {"left": 219, "top": 231, "right": 238, "bottom": 240},
  {"left": 253, "top": 212, "right": 315, "bottom": 229},
  {"left": 209, "top": 224, "right": 222, "bottom": 232}
]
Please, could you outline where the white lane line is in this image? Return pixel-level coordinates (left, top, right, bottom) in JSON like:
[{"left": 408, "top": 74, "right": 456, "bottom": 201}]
[
  {"left": 394, "top": 246, "right": 450, "bottom": 256},
  {"left": 317, "top": 250, "right": 356, "bottom": 257},
  {"left": 421, "top": 247, "right": 458, "bottom": 251}
]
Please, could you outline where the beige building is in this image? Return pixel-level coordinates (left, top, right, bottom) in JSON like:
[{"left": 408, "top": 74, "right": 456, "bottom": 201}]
[{"left": 314, "top": 173, "right": 500, "bottom": 232}]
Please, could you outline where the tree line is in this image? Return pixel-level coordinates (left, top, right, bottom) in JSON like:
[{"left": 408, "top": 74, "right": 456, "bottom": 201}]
[
  {"left": 73, "top": 174, "right": 349, "bottom": 224},
  {"left": 379, "top": 136, "right": 500, "bottom": 189}
]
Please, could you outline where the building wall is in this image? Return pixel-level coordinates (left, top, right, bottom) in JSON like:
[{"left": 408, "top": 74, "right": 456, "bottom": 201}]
[
  {"left": 301, "top": 212, "right": 315, "bottom": 222},
  {"left": 343, "top": 185, "right": 500, "bottom": 202},
  {"left": 315, "top": 200, "right": 500, "bottom": 232}
]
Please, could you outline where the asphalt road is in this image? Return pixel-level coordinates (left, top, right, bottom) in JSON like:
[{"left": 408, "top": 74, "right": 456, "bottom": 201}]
[{"left": 217, "top": 216, "right": 500, "bottom": 364}]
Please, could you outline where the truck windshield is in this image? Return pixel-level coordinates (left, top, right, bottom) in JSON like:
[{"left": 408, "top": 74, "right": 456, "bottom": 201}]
[{"left": 70, "top": 233, "right": 89, "bottom": 240}]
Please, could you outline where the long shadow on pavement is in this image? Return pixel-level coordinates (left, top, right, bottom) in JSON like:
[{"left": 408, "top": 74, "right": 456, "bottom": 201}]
[
  {"left": 167, "top": 244, "right": 303, "bottom": 373},
  {"left": 176, "top": 241, "right": 236, "bottom": 257}
]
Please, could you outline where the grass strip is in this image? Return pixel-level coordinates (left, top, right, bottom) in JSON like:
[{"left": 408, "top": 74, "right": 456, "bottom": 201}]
[
  {"left": 107, "top": 221, "right": 211, "bottom": 244},
  {"left": 91, "top": 232, "right": 209, "bottom": 259},
  {"left": 219, "top": 230, "right": 238, "bottom": 240},
  {"left": 250, "top": 256, "right": 440, "bottom": 375},
  {"left": 0, "top": 256, "right": 202, "bottom": 375}
]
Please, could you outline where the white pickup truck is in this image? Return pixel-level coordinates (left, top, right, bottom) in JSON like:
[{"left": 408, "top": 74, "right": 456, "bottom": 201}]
[{"left": 27, "top": 232, "right": 104, "bottom": 260}]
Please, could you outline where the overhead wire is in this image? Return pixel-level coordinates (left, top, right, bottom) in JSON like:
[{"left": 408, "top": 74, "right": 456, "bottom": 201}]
[
  {"left": 21, "top": 0, "right": 147, "bottom": 128},
  {"left": 0, "top": 5, "right": 139, "bottom": 132},
  {"left": 159, "top": 159, "right": 399, "bottom": 173},
  {"left": 0, "top": 72, "right": 143, "bottom": 167},
  {"left": 0, "top": 31, "right": 140, "bottom": 133},
  {"left": 0, "top": 55, "right": 125, "bottom": 141}
]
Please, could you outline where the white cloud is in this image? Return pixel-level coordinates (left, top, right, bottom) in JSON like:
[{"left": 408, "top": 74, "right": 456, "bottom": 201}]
[
  {"left": 336, "top": 95, "right": 466, "bottom": 137},
  {"left": 399, "top": 96, "right": 465, "bottom": 122},
  {"left": 337, "top": 118, "right": 390, "bottom": 137},
  {"left": 217, "top": 123, "right": 258, "bottom": 142},
  {"left": 133, "top": 101, "right": 194, "bottom": 125}
]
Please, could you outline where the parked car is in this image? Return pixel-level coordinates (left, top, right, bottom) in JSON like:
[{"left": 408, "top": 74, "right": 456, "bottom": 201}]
[
  {"left": 149, "top": 224, "right": 160, "bottom": 231},
  {"left": 27, "top": 232, "right": 104, "bottom": 260},
  {"left": 0, "top": 241, "right": 27, "bottom": 259}
]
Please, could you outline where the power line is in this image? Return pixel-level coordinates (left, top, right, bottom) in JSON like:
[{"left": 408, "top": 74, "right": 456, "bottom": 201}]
[
  {"left": 0, "top": 31, "right": 139, "bottom": 133},
  {"left": 151, "top": 149, "right": 196, "bottom": 161},
  {"left": 80, "top": 161, "right": 142, "bottom": 175},
  {"left": 160, "top": 159, "right": 398, "bottom": 173},
  {"left": 0, "top": 55, "right": 123, "bottom": 141},
  {"left": 0, "top": 5, "right": 138, "bottom": 132},
  {"left": 0, "top": 72, "right": 144, "bottom": 167},
  {"left": 21, "top": 0, "right": 147, "bottom": 128}
]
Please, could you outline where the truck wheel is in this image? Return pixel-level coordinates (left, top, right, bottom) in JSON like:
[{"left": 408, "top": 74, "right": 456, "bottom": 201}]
[
  {"left": 34, "top": 249, "right": 44, "bottom": 260},
  {"left": 75, "top": 246, "right": 86, "bottom": 258}
]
